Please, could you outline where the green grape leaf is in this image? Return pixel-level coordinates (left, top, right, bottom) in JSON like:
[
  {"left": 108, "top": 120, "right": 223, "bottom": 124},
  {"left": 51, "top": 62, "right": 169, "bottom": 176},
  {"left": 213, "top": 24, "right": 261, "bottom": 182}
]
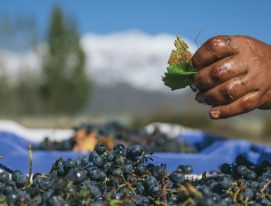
[
  {"left": 162, "top": 73, "right": 193, "bottom": 91},
  {"left": 162, "top": 63, "right": 196, "bottom": 90},
  {"left": 166, "top": 62, "right": 197, "bottom": 75},
  {"left": 163, "top": 36, "right": 197, "bottom": 90}
]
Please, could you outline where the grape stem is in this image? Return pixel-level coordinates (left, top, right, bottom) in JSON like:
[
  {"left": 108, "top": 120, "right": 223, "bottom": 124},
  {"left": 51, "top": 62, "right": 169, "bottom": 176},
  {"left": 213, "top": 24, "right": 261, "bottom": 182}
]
[
  {"left": 28, "top": 144, "right": 33, "bottom": 185},
  {"left": 161, "top": 175, "right": 168, "bottom": 206},
  {"left": 186, "top": 183, "right": 202, "bottom": 199},
  {"left": 121, "top": 175, "right": 136, "bottom": 195},
  {"left": 233, "top": 184, "right": 244, "bottom": 203},
  {"left": 182, "top": 197, "right": 193, "bottom": 206},
  {"left": 260, "top": 180, "right": 271, "bottom": 193}
]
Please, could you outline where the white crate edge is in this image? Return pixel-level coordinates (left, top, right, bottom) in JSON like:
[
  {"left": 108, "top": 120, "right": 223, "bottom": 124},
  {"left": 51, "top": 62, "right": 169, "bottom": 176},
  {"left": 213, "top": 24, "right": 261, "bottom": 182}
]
[
  {"left": 0, "top": 120, "right": 74, "bottom": 143},
  {"left": 0, "top": 120, "right": 200, "bottom": 143},
  {"left": 144, "top": 122, "right": 199, "bottom": 138}
]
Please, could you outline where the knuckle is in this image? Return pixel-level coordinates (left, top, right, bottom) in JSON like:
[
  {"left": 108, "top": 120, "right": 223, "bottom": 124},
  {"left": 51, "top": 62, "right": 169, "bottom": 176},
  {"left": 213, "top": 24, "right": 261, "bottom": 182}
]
[
  {"left": 240, "top": 79, "right": 247, "bottom": 87},
  {"left": 220, "top": 85, "right": 235, "bottom": 101},
  {"left": 226, "top": 85, "right": 236, "bottom": 100},
  {"left": 207, "top": 35, "right": 231, "bottom": 50},
  {"left": 211, "top": 66, "right": 223, "bottom": 81},
  {"left": 241, "top": 96, "right": 255, "bottom": 112},
  {"left": 208, "top": 37, "right": 220, "bottom": 51}
]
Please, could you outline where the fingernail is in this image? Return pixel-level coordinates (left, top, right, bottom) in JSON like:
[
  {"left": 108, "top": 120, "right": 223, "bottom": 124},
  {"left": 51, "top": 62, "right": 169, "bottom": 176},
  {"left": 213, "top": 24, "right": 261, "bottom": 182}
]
[
  {"left": 195, "top": 93, "right": 204, "bottom": 104},
  {"left": 210, "top": 109, "right": 220, "bottom": 119}
]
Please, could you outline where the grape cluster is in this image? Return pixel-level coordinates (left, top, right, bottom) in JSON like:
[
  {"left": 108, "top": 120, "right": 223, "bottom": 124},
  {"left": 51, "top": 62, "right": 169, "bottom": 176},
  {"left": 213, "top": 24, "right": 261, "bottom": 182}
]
[
  {"left": 212, "top": 155, "right": 271, "bottom": 206},
  {"left": 33, "top": 121, "right": 198, "bottom": 153},
  {"left": 1, "top": 145, "right": 271, "bottom": 206}
]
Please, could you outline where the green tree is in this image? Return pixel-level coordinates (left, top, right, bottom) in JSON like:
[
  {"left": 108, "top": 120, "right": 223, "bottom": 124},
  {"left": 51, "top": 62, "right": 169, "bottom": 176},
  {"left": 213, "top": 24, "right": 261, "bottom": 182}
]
[
  {"left": 0, "top": 73, "right": 12, "bottom": 115},
  {"left": 41, "top": 7, "right": 90, "bottom": 115},
  {"left": 0, "top": 16, "right": 39, "bottom": 116},
  {"left": 13, "top": 70, "right": 43, "bottom": 115}
]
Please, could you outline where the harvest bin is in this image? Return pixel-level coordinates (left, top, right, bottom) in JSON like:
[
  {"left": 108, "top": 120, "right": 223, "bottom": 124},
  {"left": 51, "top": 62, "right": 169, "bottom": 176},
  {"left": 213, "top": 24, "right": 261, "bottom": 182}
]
[{"left": 0, "top": 130, "right": 269, "bottom": 174}]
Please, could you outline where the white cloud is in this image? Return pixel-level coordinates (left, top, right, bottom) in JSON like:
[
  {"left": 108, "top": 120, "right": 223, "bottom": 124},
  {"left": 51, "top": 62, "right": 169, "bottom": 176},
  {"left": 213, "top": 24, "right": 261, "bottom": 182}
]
[
  {"left": 81, "top": 30, "right": 196, "bottom": 92},
  {"left": 0, "top": 30, "right": 197, "bottom": 91},
  {"left": 0, "top": 49, "right": 42, "bottom": 83}
]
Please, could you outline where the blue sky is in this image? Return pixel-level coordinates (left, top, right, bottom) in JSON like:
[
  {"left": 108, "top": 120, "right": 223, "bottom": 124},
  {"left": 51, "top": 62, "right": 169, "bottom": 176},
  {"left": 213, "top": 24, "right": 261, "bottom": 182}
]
[{"left": 0, "top": 0, "right": 270, "bottom": 45}]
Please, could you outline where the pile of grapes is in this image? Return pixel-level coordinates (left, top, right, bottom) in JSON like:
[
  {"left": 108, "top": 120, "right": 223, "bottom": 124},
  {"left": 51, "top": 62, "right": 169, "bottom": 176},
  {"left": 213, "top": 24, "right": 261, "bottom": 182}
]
[
  {"left": 33, "top": 121, "right": 199, "bottom": 153},
  {"left": 1, "top": 144, "right": 271, "bottom": 205}
]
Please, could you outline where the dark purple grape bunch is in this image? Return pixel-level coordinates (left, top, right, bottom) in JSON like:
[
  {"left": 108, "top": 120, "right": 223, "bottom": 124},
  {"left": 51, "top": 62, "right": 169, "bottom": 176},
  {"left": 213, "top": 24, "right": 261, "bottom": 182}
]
[{"left": 1, "top": 145, "right": 271, "bottom": 206}]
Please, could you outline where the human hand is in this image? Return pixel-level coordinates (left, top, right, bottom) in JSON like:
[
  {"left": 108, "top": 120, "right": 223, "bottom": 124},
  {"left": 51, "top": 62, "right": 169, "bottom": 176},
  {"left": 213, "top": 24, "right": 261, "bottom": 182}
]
[{"left": 192, "top": 35, "right": 271, "bottom": 119}]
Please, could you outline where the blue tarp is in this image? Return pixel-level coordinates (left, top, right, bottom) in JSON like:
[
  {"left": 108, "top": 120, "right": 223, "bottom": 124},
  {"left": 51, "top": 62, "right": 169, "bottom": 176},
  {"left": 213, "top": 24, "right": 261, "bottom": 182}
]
[{"left": 0, "top": 131, "right": 270, "bottom": 174}]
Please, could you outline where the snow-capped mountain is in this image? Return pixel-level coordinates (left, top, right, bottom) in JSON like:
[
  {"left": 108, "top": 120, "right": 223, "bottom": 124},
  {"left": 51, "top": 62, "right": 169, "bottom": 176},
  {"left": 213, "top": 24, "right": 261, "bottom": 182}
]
[{"left": 0, "top": 30, "right": 196, "bottom": 92}]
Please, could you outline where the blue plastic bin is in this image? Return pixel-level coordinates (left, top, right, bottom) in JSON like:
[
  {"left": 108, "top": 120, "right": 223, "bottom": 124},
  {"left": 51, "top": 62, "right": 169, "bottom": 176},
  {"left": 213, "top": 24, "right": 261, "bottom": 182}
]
[{"left": 0, "top": 131, "right": 269, "bottom": 174}]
